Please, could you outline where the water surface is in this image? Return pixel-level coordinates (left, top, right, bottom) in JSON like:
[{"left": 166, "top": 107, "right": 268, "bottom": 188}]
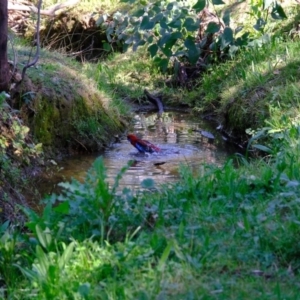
[{"left": 39, "top": 111, "right": 235, "bottom": 196}]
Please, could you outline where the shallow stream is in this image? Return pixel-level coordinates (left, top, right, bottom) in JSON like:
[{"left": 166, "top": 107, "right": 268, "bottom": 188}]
[{"left": 38, "top": 111, "right": 236, "bottom": 197}]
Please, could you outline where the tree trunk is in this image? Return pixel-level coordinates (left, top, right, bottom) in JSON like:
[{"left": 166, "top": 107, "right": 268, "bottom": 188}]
[{"left": 0, "top": 0, "right": 9, "bottom": 92}]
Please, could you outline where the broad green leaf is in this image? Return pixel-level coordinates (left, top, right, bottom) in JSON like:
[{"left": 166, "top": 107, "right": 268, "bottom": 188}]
[
  {"left": 170, "top": 32, "right": 182, "bottom": 40},
  {"left": 167, "top": 2, "right": 174, "bottom": 10},
  {"left": 193, "top": 0, "right": 206, "bottom": 12},
  {"left": 160, "top": 20, "right": 169, "bottom": 30},
  {"left": 184, "top": 36, "right": 196, "bottom": 49},
  {"left": 221, "top": 27, "right": 233, "bottom": 49},
  {"left": 164, "top": 33, "right": 181, "bottom": 51},
  {"left": 164, "top": 40, "right": 176, "bottom": 53},
  {"left": 53, "top": 201, "right": 69, "bottom": 214},
  {"left": 141, "top": 178, "right": 155, "bottom": 188},
  {"left": 35, "top": 245, "right": 49, "bottom": 275},
  {"left": 185, "top": 36, "right": 200, "bottom": 64},
  {"left": 103, "top": 42, "right": 111, "bottom": 52},
  {"left": 58, "top": 242, "right": 75, "bottom": 269},
  {"left": 21, "top": 206, "right": 40, "bottom": 231},
  {"left": 147, "top": 35, "right": 154, "bottom": 43},
  {"left": 235, "top": 32, "right": 249, "bottom": 46},
  {"left": 212, "top": 0, "right": 225, "bottom": 4},
  {"left": 140, "top": 16, "right": 155, "bottom": 30},
  {"left": 153, "top": 57, "right": 169, "bottom": 72},
  {"left": 252, "top": 144, "right": 272, "bottom": 153},
  {"left": 205, "top": 22, "right": 221, "bottom": 34},
  {"left": 158, "top": 33, "right": 171, "bottom": 47},
  {"left": 222, "top": 10, "right": 230, "bottom": 26},
  {"left": 159, "top": 57, "right": 168, "bottom": 71},
  {"left": 125, "top": 36, "right": 134, "bottom": 44},
  {"left": 209, "top": 41, "right": 217, "bottom": 51},
  {"left": 253, "top": 18, "right": 266, "bottom": 31},
  {"left": 151, "top": 12, "right": 164, "bottom": 23},
  {"left": 183, "top": 17, "right": 200, "bottom": 31},
  {"left": 133, "top": 39, "right": 146, "bottom": 51},
  {"left": 133, "top": 8, "right": 145, "bottom": 18},
  {"left": 17, "top": 265, "right": 37, "bottom": 281},
  {"left": 152, "top": 3, "right": 161, "bottom": 14},
  {"left": 187, "top": 47, "right": 200, "bottom": 64},
  {"left": 161, "top": 46, "right": 173, "bottom": 57},
  {"left": 36, "top": 225, "right": 52, "bottom": 250},
  {"left": 168, "top": 19, "right": 182, "bottom": 29},
  {"left": 271, "top": 3, "right": 287, "bottom": 19}
]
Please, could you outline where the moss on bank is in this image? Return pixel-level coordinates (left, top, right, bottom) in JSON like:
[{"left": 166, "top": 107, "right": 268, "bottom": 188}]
[
  {"left": 9, "top": 44, "right": 129, "bottom": 154},
  {"left": 0, "top": 38, "right": 131, "bottom": 215}
]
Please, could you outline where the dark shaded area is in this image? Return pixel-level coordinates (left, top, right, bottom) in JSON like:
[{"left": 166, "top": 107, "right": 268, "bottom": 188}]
[
  {"left": 0, "top": 0, "right": 9, "bottom": 91},
  {"left": 40, "top": 14, "right": 121, "bottom": 62}
]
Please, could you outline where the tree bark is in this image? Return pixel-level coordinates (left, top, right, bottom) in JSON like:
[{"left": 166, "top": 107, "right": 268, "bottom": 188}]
[{"left": 0, "top": 0, "right": 9, "bottom": 92}]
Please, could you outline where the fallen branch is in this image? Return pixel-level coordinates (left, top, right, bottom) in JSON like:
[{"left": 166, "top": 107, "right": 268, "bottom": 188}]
[
  {"left": 8, "top": 0, "right": 80, "bottom": 16},
  {"left": 144, "top": 89, "right": 164, "bottom": 116},
  {"left": 20, "top": 0, "right": 42, "bottom": 83},
  {"left": 72, "top": 137, "right": 88, "bottom": 151}
]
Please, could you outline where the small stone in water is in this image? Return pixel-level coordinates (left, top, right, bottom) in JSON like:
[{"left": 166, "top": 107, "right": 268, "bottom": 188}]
[
  {"left": 200, "top": 130, "right": 215, "bottom": 139},
  {"left": 192, "top": 129, "right": 215, "bottom": 139}
]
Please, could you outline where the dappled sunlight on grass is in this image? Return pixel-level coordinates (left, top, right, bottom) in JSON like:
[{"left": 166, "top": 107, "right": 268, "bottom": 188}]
[{"left": 190, "top": 38, "right": 300, "bottom": 134}]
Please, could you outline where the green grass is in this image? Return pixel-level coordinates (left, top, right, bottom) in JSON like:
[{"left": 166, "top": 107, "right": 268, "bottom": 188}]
[
  {"left": 87, "top": 49, "right": 172, "bottom": 104},
  {"left": 182, "top": 35, "right": 300, "bottom": 134},
  {"left": 1, "top": 124, "right": 300, "bottom": 299}
]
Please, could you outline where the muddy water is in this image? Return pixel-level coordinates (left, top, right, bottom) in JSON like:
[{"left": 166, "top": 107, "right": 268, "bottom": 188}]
[{"left": 39, "top": 111, "right": 236, "bottom": 197}]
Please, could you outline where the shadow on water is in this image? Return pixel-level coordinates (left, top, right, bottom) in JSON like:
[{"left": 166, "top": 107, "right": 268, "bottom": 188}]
[{"left": 37, "top": 110, "right": 238, "bottom": 197}]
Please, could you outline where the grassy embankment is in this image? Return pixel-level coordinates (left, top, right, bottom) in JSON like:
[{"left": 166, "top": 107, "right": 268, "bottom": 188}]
[
  {"left": 1, "top": 1, "right": 300, "bottom": 299},
  {"left": 1, "top": 0, "right": 131, "bottom": 208}
]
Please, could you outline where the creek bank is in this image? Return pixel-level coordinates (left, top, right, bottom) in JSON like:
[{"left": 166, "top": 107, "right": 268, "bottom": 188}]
[
  {"left": 1, "top": 45, "right": 130, "bottom": 222},
  {"left": 140, "top": 90, "right": 249, "bottom": 151},
  {"left": 10, "top": 48, "right": 128, "bottom": 154}
]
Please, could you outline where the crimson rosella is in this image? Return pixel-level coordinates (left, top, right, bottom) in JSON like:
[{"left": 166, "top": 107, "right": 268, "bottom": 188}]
[{"left": 127, "top": 134, "right": 160, "bottom": 153}]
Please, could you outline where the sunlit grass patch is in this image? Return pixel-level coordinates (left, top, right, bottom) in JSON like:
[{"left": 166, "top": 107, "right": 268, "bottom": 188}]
[
  {"left": 41, "top": 0, "right": 123, "bottom": 14},
  {"left": 188, "top": 37, "right": 300, "bottom": 133},
  {"left": 89, "top": 49, "right": 178, "bottom": 104}
]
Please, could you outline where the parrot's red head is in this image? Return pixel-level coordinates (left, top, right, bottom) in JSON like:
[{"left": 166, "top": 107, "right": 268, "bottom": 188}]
[{"left": 127, "top": 134, "right": 138, "bottom": 142}]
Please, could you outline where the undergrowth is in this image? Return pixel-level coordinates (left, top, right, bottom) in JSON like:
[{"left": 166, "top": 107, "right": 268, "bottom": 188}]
[{"left": 1, "top": 121, "right": 300, "bottom": 298}]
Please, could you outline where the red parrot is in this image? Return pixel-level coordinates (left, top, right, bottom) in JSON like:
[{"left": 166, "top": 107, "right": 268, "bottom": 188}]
[{"left": 127, "top": 134, "right": 160, "bottom": 153}]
